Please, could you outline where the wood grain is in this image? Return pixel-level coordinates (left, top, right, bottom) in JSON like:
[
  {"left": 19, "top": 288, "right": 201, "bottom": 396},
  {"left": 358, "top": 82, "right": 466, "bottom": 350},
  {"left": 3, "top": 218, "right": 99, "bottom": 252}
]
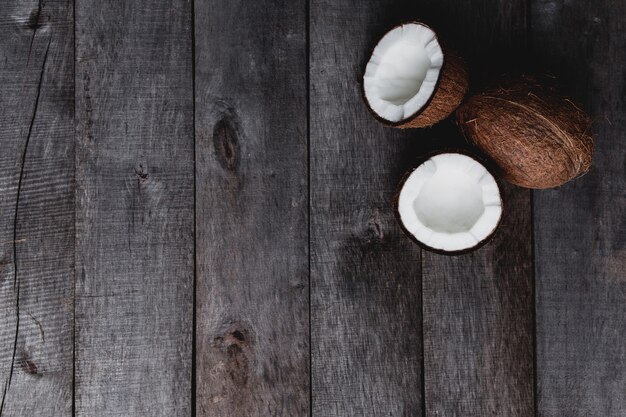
[
  {"left": 310, "top": 2, "right": 428, "bottom": 415},
  {"left": 532, "top": 0, "right": 626, "bottom": 415},
  {"left": 419, "top": 1, "right": 535, "bottom": 416},
  {"left": 74, "top": 1, "right": 194, "bottom": 416},
  {"left": 194, "top": 1, "right": 309, "bottom": 415},
  {"left": 0, "top": 0, "right": 74, "bottom": 415}
]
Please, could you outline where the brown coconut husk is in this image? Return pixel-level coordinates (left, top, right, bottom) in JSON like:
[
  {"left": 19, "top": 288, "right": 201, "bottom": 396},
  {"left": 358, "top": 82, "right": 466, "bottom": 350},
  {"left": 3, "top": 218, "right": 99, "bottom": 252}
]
[
  {"left": 362, "top": 22, "right": 469, "bottom": 129},
  {"left": 456, "top": 76, "right": 594, "bottom": 189}
]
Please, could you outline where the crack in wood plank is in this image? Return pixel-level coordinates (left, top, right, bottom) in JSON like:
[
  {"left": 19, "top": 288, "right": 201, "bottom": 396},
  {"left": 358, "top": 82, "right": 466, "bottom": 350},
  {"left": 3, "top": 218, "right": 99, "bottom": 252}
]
[
  {"left": 26, "top": 0, "right": 44, "bottom": 67},
  {"left": 0, "top": 36, "right": 50, "bottom": 417}
]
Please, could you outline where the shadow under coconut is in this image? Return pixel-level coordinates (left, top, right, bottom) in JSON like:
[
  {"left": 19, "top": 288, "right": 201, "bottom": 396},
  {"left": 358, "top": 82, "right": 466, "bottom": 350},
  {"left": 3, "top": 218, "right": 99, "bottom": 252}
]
[{"left": 413, "top": 1, "right": 530, "bottom": 89}]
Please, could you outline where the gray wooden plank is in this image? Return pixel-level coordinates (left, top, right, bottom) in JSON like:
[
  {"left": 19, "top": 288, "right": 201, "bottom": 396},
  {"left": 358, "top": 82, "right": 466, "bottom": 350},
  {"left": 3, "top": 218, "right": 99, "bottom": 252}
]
[
  {"left": 194, "top": 0, "right": 309, "bottom": 415},
  {"left": 531, "top": 1, "right": 626, "bottom": 415},
  {"left": 0, "top": 0, "right": 74, "bottom": 415},
  {"left": 310, "top": 2, "right": 427, "bottom": 416},
  {"left": 419, "top": 1, "right": 535, "bottom": 416},
  {"left": 74, "top": 1, "right": 194, "bottom": 416}
]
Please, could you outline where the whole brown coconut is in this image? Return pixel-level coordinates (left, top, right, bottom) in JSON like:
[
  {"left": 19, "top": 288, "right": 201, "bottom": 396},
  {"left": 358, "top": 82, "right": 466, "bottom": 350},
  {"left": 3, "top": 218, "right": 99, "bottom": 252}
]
[
  {"left": 363, "top": 22, "right": 468, "bottom": 128},
  {"left": 456, "top": 77, "right": 594, "bottom": 189}
]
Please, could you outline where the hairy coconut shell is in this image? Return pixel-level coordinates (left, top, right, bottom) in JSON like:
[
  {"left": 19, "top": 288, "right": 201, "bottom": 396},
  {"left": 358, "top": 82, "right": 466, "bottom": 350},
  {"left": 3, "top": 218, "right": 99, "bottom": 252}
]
[
  {"left": 362, "top": 22, "right": 469, "bottom": 129},
  {"left": 457, "top": 77, "right": 594, "bottom": 189},
  {"left": 397, "top": 52, "right": 468, "bottom": 128}
]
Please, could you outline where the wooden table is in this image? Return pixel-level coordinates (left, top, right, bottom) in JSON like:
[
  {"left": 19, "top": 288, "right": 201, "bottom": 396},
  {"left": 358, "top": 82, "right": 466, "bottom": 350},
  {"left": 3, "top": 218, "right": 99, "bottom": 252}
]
[{"left": 0, "top": 0, "right": 624, "bottom": 416}]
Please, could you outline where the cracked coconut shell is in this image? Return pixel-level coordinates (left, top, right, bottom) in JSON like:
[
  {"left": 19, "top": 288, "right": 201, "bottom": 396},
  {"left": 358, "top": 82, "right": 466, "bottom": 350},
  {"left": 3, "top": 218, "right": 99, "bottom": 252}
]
[
  {"left": 363, "top": 22, "right": 468, "bottom": 128},
  {"left": 456, "top": 77, "right": 594, "bottom": 189}
]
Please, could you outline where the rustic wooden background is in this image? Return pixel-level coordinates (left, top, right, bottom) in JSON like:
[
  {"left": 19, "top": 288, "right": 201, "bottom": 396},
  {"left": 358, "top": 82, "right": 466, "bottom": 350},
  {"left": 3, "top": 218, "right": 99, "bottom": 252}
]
[{"left": 0, "top": 0, "right": 624, "bottom": 416}]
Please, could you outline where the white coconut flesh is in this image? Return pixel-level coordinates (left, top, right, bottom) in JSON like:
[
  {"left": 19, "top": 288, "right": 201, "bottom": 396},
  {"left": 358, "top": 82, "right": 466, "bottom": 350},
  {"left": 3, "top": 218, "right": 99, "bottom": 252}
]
[
  {"left": 364, "top": 23, "right": 444, "bottom": 122},
  {"left": 398, "top": 153, "right": 502, "bottom": 252}
]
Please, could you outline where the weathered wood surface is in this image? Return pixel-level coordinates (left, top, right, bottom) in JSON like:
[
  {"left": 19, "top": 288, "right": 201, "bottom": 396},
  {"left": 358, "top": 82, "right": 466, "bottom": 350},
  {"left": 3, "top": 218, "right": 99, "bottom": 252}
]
[
  {"left": 419, "top": 1, "right": 535, "bottom": 416},
  {"left": 194, "top": 0, "right": 309, "bottom": 415},
  {"left": 0, "top": 0, "right": 624, "bottom": 415},
  {"left": 74, "top": 0, "right": 194, "bottom": 416},
  {"left": 0, "top": 0, "right": 74, "bottom": 416},
  {"left": 532, "top": 0, "right": 626, "bottom": 416},
  {"left": 310, "top": 2, "right": 427, "bottom": 415}
]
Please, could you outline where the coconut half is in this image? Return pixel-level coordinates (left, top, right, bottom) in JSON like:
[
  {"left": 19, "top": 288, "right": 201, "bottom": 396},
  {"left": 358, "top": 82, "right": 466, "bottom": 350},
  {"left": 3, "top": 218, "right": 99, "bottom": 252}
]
[
  {"left": 396, "top": 152, "right": 503, "bottom": 254},
  {"left": 363, "top": 22, "right": 468, "bottom": 128}
]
